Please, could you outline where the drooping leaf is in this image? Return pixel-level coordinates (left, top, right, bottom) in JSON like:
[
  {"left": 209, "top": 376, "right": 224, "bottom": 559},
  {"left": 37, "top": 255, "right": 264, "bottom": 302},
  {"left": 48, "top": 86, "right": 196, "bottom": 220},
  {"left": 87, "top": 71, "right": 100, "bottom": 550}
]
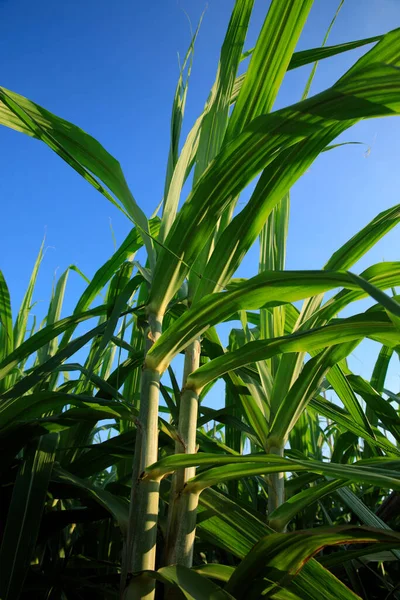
[
  {"left": 0, "top": 87, "right": 156, "bottom": 267},
  {"left": 225, "top": 526, "right": 400, "bottom": 598},
  {"left": 147, "top": 269, "right": 400, "bottom": 372},
  {"left": 186, "top": 312, "right": 397, "bottom": 392}
]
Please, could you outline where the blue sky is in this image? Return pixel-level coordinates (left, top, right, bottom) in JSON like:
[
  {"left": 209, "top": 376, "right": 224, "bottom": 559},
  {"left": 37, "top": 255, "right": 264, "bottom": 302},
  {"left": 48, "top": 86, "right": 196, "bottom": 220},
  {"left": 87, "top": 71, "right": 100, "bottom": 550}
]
[{"left": 1, "top": 0, "right": 399, "bottom": 400}]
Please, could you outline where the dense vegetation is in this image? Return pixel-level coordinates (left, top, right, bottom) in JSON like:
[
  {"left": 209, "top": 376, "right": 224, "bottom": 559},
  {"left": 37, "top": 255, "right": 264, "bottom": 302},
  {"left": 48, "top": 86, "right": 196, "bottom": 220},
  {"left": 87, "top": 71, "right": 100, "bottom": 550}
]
[{"left": 1, "top": 1, "right": 400, "bottom": 599}]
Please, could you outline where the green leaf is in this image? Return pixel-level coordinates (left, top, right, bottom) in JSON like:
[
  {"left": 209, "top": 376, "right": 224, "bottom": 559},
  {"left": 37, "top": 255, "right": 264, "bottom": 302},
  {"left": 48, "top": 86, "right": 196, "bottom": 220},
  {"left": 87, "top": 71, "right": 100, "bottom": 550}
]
[
  {"left": 258, "top": 193, "right": 290, "bottom": 378},
  {"left": 348, "top": 373, "right": 400, "bottom": 443},
  {"left": 68, "top": 429, "right": 136, "bottom": 477},
  {"left": 318, "top": 543, "right": 400, "bottom": 568},
  {"left": 303, "top": 262, "right": 400, "bottom": 330},
  {"left": 205, "top": 328, "right": 269, "bottom": 450},
  {"left": 37, "top": 265, "right": 72, "bottom": 366},
  {"left": 300, "top": 0, "right": 345, "bottom": 101},
  {"left": 0, "top": 391, "right": 134, "bottom": 431},
  {"left": 326, "top": 203, "right": 400, "bottom": 271},
  {"left": 0, "top": 87, "right": 156, "bottom": 269},
  {"left": 13, "top": 238, "right": 44, "bottom": 350},
  {"left": 196, "top": 489, "right": 363, "bottom": 600},
  {"left": 371, "top": 345, "right": 393, "bottom": 394},
  {"left": 144, "top": 452, "right": 400, "bottom": 496},
  {"left": 0, "top": 433, "right": 58, "bottom": 600},
  {"left": 192, "top": 564, "right": 234, "bottom": 584},
  {"left": 227, "top": 0, "right": 313, "bottom": 139},
  {"left": 325, "top": 364, "right": 378, "bottom": 457},
  {"left": 0, "top": 304, "right": 106, "bottom": 382},
  {"left": 336, "top": 486, "right": 400, "bottom": 560},
  {"left": 134, "top": 565, "right": 235, "bottom": 600},
  {"left": 3, "top": 321, "right": 107, "bottom": 399},
  {"left": 236, "top": 34, "right": 382, "bottom": 79},
  {"left": 52, "top": 466, "right": 129, "bottom": 535},
  {"left": 268, "top": 478, "right": 345, "bottom": 531},
  {"left": 106, "top": 261, "right": 134, "bottom": 319},
  {"left": 289, "top": 35, "right": 381, "bottom": 70},
  {"left": 192, "top": 32, "right": 400, "bottom": 300},
  {"left": 0, "top": 270, "right": 13, "bottom": 392},
  {"left": 224, "top": 526, "right": 400, "bottom": 598},
  {"left": 309, "top": 395, "right": 399, "bottom": 456},
  {"left": 87, "top": 274, "right": 142, "bottom": 376},
  {"left": 0, "top": 270, "right": 13, "bottom": 360},
  {"left": 164, "top": 16, "right": 203, "bottom": 200},
  {"left": 186, "top": 312, "right": 397, "bottom": 392},
  {"left": 187, "top": 0, "right": 256, "bottom": 298},
  {"left": 347, "top": 272, "right": 400, "bottom": 318},
  {"left": 59, "top": 218, "right": 159, "bottom": 350},
  {"left": 268, "top": 341, "right": 361, "bottom": 445},
  {"left": 148, "top": 269, "right": 392, "bottom": 372}
]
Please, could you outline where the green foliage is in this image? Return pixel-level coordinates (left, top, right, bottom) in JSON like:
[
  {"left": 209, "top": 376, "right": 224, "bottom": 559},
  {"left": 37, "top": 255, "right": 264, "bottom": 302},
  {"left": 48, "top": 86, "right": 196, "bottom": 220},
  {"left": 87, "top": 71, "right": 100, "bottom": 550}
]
[{"left": 2, "top": 1, "right": 400, "bottom": 599}]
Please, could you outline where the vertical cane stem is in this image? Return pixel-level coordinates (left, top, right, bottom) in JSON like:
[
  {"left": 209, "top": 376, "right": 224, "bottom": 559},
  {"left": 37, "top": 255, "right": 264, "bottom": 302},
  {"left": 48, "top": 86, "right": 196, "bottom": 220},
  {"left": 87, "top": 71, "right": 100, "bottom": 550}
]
[
  {"left": 267, "top": 444, "right": 285, "bottom": 529},
  {"left": 164, "top": 339, "right": 201, "bottom": 567},
  {"left": 124, "top": 313, "right": 162, "bottom": 600}
]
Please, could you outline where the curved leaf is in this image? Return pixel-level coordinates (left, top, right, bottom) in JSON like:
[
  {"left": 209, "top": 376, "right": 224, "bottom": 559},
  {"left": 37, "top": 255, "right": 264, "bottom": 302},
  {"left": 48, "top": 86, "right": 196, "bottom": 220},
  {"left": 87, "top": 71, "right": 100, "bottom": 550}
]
[
  {"left": 186, "top": 312, "right": 397, "bottom": 392},
  {"left": 225, "top": 526, "right": 400, "bottom": 598},
  {"left": 0, "top": 87, "right": 155, "bottom": 267},
  {"left": 147, "top": 269, "right": 400, "bottom": 372}
]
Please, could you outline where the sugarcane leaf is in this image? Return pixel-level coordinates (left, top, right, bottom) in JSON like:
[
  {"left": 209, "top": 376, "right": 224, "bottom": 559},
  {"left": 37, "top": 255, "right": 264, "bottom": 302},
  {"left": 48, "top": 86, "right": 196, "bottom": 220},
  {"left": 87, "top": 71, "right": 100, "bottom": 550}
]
[
  {"left": 2, "top": 321, "right": 107, "bottom": 399},
  {"left": 0, "top": 391, "right": 134, "bottom": 430},
  {"left": 193, "top": 32, "right": 400, "bottom": 300},
  {"left": 0, "top": 270, "right": 13, "bottom": 361},
  {"left": 347, "top": 373, "right": 400, "bottom": 443},
  {"left": 224, "top": 526, "right": 400, "bottom": 598},
  {"left": 371, "top": 345, "right": 394, "bottom": 393},
  {"left": 268, "top": 478, "right": 345, "bottom": 531},
  {"left": 236, "top": 34, "right": 382, "bottom": 78},
  {"left": 147, "top": 269, "right": 400, "bottom": 372},
  {"left": 137, "top": 565, "right": 235, "bottom": 600},
  {"left": 86, "top": 274, "right": 142, "bottom": 376},
  {"left": 192, "top": 564, "right": 234, "bottom": 584},
  {"left": 37, "top": 265, "right": 73, "bottom": 366},
  {"left": 301, "top": 0, "right": 345, "bottom": 101},
  {"left": 0, "top": 305, "right": 106, "bottom": 382},
  {"left": 336, "top": 486, "right": 400, "bottom": 560},
  {"left": 52, "top": 466, "right": 129, "bottom": 535},
  {"left": 268, "top": 341, "right": 360, "bottom": 445},
  {"left": 326, "top": 203, "right": 400, "bottom": 271},
  {"left": 309, "top": 395, "right": 400, "bottom": 456},
  {"left": 59, "top": 218, "right": 159, "bottom": 350},
  {"left": 0, "top": 87, "right": 155, "bottom": 267},
  {"left": 13, "top": 239, "right": 44, "bottom": 350},
  {"left": 304, "top": 262, "right": 400, "bottom": 329},
  {"left": 227, "top": 0, "right": 313, "bottom": 139},
  {"left": 347, "top": 272, "right": 400, "bottom": 318},
  {"left": 186, "top": 312, "right": 397, "bottom": 392},
  {"left": 68, "top": 429, "right": 136, "bottom": 477},
  {"left": 0, "top": 270, "right": 13, "bottom": 394},
  {"left": 197, "top": 488, "right": 363, "bottom": 600},
  {"left": 163, "top": 15, "right": 203, "bottom": 200},
  {"left": 0, "top": 433, "right": 58, "bottom": 600},
  {"left": 144, "top": 451, "right": 400, "bottom": 497}
]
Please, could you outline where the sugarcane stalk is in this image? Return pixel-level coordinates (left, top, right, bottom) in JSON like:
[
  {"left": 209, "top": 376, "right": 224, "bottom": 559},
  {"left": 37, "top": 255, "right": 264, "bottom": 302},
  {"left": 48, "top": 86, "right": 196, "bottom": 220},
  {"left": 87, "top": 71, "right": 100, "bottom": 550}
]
[
  {"left": 124, "top": 313, "right": 162, "bottom": 600},
  {"left": 267, "top": 443, "right": 285, "bottom": 528},
  {"left": 164, "top": 338, "right": 201, "bottom": 567}
]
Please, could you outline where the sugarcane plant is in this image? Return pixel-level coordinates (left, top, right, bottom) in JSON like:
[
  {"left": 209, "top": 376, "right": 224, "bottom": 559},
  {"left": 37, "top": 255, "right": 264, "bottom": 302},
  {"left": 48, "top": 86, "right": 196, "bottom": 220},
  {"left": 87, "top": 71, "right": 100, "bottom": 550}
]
[{"left": 2, "top": 1, "right": 400, "bottom": 599}]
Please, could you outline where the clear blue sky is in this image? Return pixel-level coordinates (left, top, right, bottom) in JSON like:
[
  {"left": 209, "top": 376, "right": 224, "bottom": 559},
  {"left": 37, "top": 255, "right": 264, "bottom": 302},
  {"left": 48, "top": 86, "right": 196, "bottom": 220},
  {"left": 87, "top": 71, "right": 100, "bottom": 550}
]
[{"left": 1, "top": 0, "right": 399, "bottom": 397}]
